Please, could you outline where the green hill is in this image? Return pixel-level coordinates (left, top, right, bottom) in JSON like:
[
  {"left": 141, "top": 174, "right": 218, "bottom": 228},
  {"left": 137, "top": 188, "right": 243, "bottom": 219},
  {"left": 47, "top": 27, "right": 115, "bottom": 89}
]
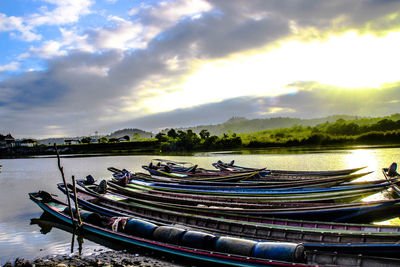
[
  {"left": 176, "top": 115, "right": 362, "bottom": 135},
  {"left": 107, "top": 128, "right": 154, "bottom": 139}
]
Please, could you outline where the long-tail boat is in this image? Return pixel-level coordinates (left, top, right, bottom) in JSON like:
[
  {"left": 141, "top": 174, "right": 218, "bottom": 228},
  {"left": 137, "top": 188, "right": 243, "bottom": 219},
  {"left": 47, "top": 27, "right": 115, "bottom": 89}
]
[
  {"left": 111, "top": 167, "right": 373, "bottom": 189},
  {"left": 100, "top": 178, "right": 392, "bottom": 208},
  {"left": 62, "top": 182, "right": 400, "bottom": 223},
  {"left": 213, "top": 160, "right": 367, "bottom": 177},
  {"left": 125, "top": 173, "right": 383, "bottom": 190},
  {"left": 124, "top": 179, "right": 394, "bottom": 200},
  {"left": 143, "top": 159, "right": 370, "bottom": 180},
  {"left": 142, "top": 165, "right": 265, "bottom": 181},
  {"left": 108, "top": 178, "right": 389, "bottom": 203},
  {"left": 55, "top": 185, "right": 400, "bottom": 258},
  {"left": 383, "top": 162, "right": 400, "bottom": 197},
  {"left": 32, "top": 216, "right": 400, "bottom": 267},
  {"left": 30, "top": 191, "right": 320, "bottom": 267}
]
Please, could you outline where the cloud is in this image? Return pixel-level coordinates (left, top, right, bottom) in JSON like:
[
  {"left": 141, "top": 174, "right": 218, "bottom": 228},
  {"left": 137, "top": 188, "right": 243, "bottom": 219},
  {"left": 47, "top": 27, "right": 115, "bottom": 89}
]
[
  {"left": 103, "top": 83, "right": 400, "bottom": 132},
  {"left": 0, "top": 13, "right": 41, "bottom": 41},
  {"left": 0, "top": 62, "right": 20, "bottom": 72},
  {"left": 0, "top": 0, "right": 93, "bottom": 42},
  {"left": 209, "top": 0, "right": 400, "bottom": 31},
  {"left": 18, "top": 27, "right": 93, "bottom": 61},
  {"left": 88, "top": 17, "right": 145, "bottom": 50},
  {"left": 3, "top": 0, "right": 400, "bottom": 138},
  {"left": 88, "top": 0, "right": 213, "bottom": 52},
  {"left": 27, "top": 41, "right": 68, "bottom": 59},
  {"left": 27, "top": 0, "right": 93, "bottom": 26}
]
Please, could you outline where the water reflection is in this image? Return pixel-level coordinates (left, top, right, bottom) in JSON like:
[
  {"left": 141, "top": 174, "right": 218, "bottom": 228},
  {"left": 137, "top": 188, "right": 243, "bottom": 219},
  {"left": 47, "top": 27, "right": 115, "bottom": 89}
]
[
  {"left": 2, "top": 148, "right": 400, "bottom": 263},
  {"left": 344, "top": 149, "right": 379, "bottom": 181},
  {"left": 30, "top": 214, "right": 151, "bottom": 256},
  {"left": 30, "top": 214, "right": 115, "bottom": 256}
]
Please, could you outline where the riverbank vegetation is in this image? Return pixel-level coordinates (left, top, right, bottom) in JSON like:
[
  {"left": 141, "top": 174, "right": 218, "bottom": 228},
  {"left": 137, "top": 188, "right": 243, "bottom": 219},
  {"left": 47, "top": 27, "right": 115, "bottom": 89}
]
[
  {"left": 2, "top": 116, "right": 400, "bottom": 157},
  {"left": 157, "top": 118, "right": 400, "bottom": 151}
]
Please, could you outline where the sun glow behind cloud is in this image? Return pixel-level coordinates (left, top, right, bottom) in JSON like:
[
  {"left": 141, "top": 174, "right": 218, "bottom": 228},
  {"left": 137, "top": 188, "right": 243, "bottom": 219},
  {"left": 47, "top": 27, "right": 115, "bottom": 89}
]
[{"left": 137, "top": 30, "right": 400, "bottom": 114}]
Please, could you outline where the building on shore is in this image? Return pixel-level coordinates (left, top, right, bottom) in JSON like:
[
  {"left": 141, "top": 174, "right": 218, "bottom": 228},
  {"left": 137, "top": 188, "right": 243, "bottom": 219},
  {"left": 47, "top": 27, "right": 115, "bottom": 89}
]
[
  {"left": 14, "top": 139, "right": 38, "bottom": 147},
  {"left": 0, "top": 134, "right": 15, "bottom": 148}
]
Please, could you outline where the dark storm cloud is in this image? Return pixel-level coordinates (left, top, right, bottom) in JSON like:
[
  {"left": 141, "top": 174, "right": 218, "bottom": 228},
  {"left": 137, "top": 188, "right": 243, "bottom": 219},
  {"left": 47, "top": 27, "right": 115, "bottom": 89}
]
[
  {"left": 2, "top": 0, "right": 400, "bottom": 137},
  {"left": 210, "top": 0, "right": 400, "bottom": 29},
  {"left": 157, "top": 13, "right": 290, "bottom": 58},
  {"left": 0, "top": 71, "right": 67, "bottom": 108}
]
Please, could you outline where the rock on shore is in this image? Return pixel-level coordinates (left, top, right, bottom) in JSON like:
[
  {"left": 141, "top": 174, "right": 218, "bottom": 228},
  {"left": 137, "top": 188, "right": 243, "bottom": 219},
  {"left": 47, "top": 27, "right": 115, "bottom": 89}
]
[{"left": 2, "top": 250, "right": 191, "bottom": 267}]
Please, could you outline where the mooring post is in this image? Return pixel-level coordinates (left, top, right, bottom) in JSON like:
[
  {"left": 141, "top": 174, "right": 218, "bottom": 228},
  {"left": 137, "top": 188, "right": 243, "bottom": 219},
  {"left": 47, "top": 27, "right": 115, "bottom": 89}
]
[
  {"left": 54, "top": 144, "right": 75, "bottom": 224},
  {"left": 72, "top": 175, "right": 83, "bottom": 227}
]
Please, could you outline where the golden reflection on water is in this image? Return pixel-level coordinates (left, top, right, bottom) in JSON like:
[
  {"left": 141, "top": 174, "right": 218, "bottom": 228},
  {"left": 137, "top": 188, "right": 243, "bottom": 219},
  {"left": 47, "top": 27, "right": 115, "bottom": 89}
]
[
  {"left": 338, "top": 148, "right": 400, "bottom": 225},
  {"left": 344, "top": 149, "right": 379, "bottom": 181}
]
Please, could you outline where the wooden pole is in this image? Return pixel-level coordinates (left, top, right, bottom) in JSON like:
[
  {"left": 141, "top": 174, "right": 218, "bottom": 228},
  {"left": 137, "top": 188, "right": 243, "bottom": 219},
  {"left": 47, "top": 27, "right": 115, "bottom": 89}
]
[
  {"left": 72, "top": 175, "right": 82, "bottom": 227},
  {"left": 54, "top": 144, "right": 75, "bottom": 223},
  {"left": 71, "top": 232, "right": 75, "bottom": 253}
]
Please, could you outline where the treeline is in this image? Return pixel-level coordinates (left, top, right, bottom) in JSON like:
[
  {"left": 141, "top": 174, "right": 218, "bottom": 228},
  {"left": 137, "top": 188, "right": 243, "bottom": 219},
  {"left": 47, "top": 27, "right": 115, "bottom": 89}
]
[
  {"left": 314, "top": 118, "right": 400, "bottom": 135},
  {"left": 155, "top": 118, "right": 400, "bottom": 151},
  {"left": 155, "top": 129, "right": 242, "bottom": 151},
  {"left": 246, "top": 131, "right": 400, "bottom": 147},
  {"left": 241, "top": 118, "right": 400, "bottom": 147}
]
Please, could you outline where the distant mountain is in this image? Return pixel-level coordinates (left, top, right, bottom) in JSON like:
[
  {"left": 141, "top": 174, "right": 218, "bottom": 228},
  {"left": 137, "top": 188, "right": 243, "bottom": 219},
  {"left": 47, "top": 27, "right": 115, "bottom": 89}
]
[
  {"left": 107, "top": 128, "right": 154, "bottom": 139},
  {"left": 169, "top": 115, "right": 361, "bottom": 136},
  {"left": 37, "top": 114, "right": 400, "bottom": 144}
]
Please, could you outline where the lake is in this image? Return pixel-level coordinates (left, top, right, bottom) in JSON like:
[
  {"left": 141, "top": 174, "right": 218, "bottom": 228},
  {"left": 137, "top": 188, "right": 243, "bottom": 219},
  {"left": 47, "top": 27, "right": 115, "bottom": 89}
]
[{"left": 1, "top": 146, "right": 400, "bottom": 264}]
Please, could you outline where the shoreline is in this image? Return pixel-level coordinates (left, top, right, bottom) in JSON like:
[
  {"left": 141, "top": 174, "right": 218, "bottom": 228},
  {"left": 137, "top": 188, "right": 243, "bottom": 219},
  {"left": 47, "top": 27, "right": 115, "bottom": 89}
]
[
  {"left": 2, "top": 250, "right": 189, "bottom": 267},
  {"left": 1, "top": 143, "right": 400, "bottom": 159}
]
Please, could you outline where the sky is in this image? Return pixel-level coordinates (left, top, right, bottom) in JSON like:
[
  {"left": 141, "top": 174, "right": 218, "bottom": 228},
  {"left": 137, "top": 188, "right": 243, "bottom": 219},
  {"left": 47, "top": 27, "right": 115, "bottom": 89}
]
[{"left": 1, "top": 0, "right": 400, "bottom": 139}]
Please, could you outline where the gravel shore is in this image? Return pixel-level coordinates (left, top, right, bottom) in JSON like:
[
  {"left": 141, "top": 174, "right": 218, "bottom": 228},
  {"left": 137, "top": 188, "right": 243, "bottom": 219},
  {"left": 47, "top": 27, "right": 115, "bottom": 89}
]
[{"left": 2, "top": 250, "right": 193, "bottom": 267}]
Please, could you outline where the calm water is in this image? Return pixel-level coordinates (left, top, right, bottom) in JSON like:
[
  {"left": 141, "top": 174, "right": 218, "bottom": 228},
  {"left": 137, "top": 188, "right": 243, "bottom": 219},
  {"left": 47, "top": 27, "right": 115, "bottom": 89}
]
[{"left": 1, "top": 146, "right": 400, "bottom": 264}]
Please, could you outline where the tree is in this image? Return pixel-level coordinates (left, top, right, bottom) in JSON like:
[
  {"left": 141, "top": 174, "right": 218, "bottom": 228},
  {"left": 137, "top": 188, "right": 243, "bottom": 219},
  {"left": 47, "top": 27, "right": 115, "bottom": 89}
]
[
  {"left": 99, "top": 137, "right": 108, "bottom": 143},
  {"left": 123, "top": 135, "right": 130, "bottom": 141},
  {"left": 155, "top": 132, "right": 168, "bottom": 142},
  {"left": 176, "top": 130, "right": 200, "bottom": 150},
  {"left": 203, "top": 135, "right": 218, "bottom": 148},
  {"left": 167, "top": 128, "right": 178, "bottom": 138},
  {"left": 80, "top": 137, "right": 91, "bottom": 143},
  {"left": 199, "top": 129, "right": 210, "bottom": 140},
  {"left": 132, "top": 132, "right": 141, "bottom": 140}
]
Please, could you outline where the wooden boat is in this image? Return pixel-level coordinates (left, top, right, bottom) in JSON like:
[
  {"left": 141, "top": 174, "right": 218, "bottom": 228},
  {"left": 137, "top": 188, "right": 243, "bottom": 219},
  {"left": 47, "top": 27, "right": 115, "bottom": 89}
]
[
  {"left": 123, "top": 173, "right": 381, "bottom": 190},
  {"left": 142, "top": 165, "right": 265, "bottom": 181},
  {"left": 55, "top": 186, "right": 400, "bottom": 258},
  {"left": 142, "top": 160, "right": 367, "bottom": 181},
  {"left": 146, "top": 159, "right": 200, "bottom": 172},
  {"left": 102, "top": 178, "right": 394, "bottom": 208},
  {"left": 125, "top": 179, "right": 394, "bottom": 199},
  {"left": 30, "top": 191, "right": 338, "bottom": 267},
  {"left": 110, "top": 167, "right": 373, "bottom": 189},
  {"left": 213, "top": 160, "right": 367, "bottom": 177},
  {"left": 89, "top": 179, "right": 400, "bottom": 223},
  {"left": 108, "top": 178, "right": 388, "bottom": 203},
  {"left": 65, "top": 182, "right": 400, "bottom": 223},
  {"left": 30, "top": 218, "right": 400, "bottom": 267},
  {"left": 383, "top": 162, "right": 400, "bottom": 196}
]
